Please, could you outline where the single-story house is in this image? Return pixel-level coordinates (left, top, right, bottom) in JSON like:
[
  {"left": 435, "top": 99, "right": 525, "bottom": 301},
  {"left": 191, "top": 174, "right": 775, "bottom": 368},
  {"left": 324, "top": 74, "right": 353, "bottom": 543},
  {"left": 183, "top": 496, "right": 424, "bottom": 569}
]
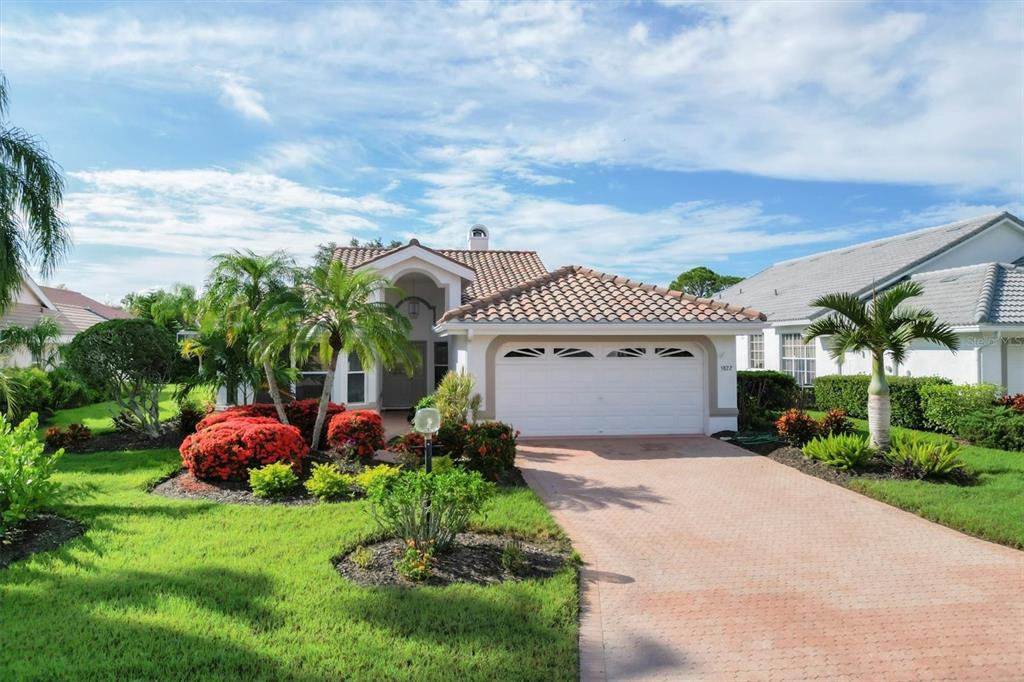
[
  {"left": 0, "top": 273, "right": 133, "bottom": 368},
  {"left": 301, "top": 225, "right": 765, "bottom": 436},
  {"left": 718, "top": 211, "right": 1024, "bottom": 392}
]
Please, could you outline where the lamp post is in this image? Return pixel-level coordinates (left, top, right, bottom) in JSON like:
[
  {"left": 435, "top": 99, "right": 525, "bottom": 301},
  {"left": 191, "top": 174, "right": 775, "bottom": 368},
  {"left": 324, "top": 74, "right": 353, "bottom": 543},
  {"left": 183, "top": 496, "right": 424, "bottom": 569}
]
[{"left": 412, "top": 407, "right": 441, "bottom": 473}]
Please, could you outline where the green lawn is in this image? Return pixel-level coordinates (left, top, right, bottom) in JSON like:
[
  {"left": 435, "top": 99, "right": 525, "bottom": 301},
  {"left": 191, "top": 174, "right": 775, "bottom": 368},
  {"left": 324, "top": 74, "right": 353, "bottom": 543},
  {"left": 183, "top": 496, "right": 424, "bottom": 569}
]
[
  {"left": 0, "top": 449, "right": 578, "bottom": 681},
  {"left": 40, "top": 386, "right": 208, "bottom": 435},
  {"left": 813, "top": 415, "right": 1024, "bottom": 549}
]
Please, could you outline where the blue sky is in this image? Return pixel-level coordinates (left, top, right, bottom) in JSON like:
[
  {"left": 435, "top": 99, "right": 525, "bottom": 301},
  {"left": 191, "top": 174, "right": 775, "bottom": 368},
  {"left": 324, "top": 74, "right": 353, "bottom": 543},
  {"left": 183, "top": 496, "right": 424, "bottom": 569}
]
[{"left": 1, "top": 0, "right": 1021, "bottom": 303}]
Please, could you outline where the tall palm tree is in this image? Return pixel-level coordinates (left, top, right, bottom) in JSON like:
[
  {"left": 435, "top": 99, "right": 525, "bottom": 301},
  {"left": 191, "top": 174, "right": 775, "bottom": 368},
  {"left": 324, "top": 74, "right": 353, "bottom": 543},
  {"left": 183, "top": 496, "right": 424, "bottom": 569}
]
[
  {"left": 0, "top": 317, "right": 63, "bottom": 368},
  {"left": 200, "top": 250, "right": 297, "bottom": 423},
  {"left": 804, "top": 281, "right": 959, "bottom": 449},
  {"left": 292, "top": 261, "right": 418, "bottom": 450},
  {"left": 0, "top": 74, "right": 70, "bottom": 312}
]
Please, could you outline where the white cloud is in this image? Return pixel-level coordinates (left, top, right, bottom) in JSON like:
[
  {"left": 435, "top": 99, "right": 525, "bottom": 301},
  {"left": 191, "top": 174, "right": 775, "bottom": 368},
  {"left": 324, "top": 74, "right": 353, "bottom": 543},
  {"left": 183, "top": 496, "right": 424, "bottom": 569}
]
[{"left": 211, "top": 70, "right": 271, "bottom": 122}]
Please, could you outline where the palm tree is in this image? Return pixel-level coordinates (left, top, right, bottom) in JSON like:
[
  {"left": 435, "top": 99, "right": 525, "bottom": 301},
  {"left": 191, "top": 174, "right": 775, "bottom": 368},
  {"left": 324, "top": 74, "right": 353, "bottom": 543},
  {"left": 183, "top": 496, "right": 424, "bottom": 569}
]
[
  {"left": 0, "top": 74, "right": 70, "bottom": 312},
  {"left": 200, "top": 250, "right": 296, "bottom": 423},
  {"left": 292, "top": 261, "right": 418, "bottom": 450},
  {"left": 804, "top": 281, "right": 959, "bottom": 450},
  {"left": 0, "top": 317, "right": 63, "bottom": 368}
]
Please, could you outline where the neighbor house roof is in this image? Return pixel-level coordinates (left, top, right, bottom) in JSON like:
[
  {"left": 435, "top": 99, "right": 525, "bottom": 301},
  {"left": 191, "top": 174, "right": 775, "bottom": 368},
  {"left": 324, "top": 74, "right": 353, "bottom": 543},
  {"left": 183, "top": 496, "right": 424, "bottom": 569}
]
[
  {"left": 907, "top": 262, "right": 1024, "bottom": 326},
  {"left": 39, "top": 286, "right": 133, "bottom": 324},
  {"left": 333, "top": 244, "right": 547, "bottom": 302},
  {"left": 439, "top": 266, "right": 765, "bottom": 324},
  {"left": 0, "top": 302, "right": 72, "bottom": 335},
  {"left": 718, "top": 212, "right": 1022, "bottom": 322},
  {"left": 0, "top": 282, "right": 133, "bottom": 338}
]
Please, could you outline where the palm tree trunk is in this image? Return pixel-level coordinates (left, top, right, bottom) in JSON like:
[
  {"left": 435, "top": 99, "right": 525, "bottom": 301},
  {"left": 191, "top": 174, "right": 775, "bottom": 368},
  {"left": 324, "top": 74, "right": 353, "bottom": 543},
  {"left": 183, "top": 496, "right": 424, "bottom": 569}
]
[
  {"left": 867, "top": 352, "right": 891, "bottom": 451},
  {"left": 310, "top": 352, "right": 339, "bottom": 451},
  {"left": 262, "top": 359, "right": 289, "bottom": 424}
]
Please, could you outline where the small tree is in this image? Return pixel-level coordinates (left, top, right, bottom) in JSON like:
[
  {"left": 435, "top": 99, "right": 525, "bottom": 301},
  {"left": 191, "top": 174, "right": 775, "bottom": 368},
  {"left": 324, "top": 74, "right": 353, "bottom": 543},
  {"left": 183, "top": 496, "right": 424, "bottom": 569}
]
[
  {"left": 668, "top": 266, "right": 743, "bottom": 298},
  {"left": 63, "top": 319, "right": 176, "bottom": 438},
  {"left": 0, "top": 317, "right": 63, "bottom": 368},
  {"left": 433, "top": 371, "right": 481, "bottom": 425}
]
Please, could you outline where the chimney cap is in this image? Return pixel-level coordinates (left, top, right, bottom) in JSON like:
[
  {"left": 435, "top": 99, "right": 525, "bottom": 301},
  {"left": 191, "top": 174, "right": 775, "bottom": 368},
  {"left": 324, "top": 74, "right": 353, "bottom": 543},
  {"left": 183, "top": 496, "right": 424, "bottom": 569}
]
[{"left": 468, "top": 224, "right": 490, "bottom": 251}]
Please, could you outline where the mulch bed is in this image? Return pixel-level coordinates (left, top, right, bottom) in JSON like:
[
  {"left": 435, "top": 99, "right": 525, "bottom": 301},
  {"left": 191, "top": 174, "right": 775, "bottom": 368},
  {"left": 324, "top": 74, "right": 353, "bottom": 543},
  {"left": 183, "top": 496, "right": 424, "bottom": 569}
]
[
  {"left": 334, "top": 532, "right": 571, "bottom": 588},
  {"left": 150, "top": 469, "right": 319, "bottom": 506},
  {"left": 63, "top": 428, "right": 184, "bottom": 454},
  {"left": 1, "top": 514, "right": 86, "bottom": 569}
]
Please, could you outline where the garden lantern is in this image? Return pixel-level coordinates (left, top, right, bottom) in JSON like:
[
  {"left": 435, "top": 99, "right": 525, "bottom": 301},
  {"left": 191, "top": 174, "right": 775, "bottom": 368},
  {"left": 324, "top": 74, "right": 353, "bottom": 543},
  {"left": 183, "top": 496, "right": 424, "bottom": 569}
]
[{"left": 412, "top": 407, "right": 441, "bottom": 472}]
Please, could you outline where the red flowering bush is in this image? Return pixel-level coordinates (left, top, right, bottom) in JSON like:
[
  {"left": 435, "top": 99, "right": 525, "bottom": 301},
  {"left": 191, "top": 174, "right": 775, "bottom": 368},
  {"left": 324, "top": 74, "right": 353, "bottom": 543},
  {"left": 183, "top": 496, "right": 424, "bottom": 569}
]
[
  {"left": 995, "top": 393, "right": 1024, "bottom": 413},
  {"left": 195, "top": 404, "right": 277, "bottom": 432},
  {"left": 461, "top": 421, "right": 518, "bottom": 481},
  {"left": 179, "top": 418, "right": 308, "bottom": 480},
  {"left": 327, "top": 410, "right": 385, "bottom": 461},
  {"left": 195, "top": 400, "right": 345, "bottom": 448},
  {"left": 818, "top": 409, "right": 853, "bottom": 437},
  {"left": 775, "top": 408, "right": 819, "bottom": 447}
]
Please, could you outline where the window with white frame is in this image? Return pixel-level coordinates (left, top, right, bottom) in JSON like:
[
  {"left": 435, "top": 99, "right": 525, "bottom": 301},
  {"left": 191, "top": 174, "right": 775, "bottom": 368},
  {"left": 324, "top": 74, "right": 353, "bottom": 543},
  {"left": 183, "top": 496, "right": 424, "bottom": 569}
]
[
  {"left": 748, "top": 334, "right": 764, "bottom": 369},
  {"left": 347, "top": 353, "right": 365, "bottom": 403},
  {"left": 780, "top": 333, "right": 815, "bottom": 386}
]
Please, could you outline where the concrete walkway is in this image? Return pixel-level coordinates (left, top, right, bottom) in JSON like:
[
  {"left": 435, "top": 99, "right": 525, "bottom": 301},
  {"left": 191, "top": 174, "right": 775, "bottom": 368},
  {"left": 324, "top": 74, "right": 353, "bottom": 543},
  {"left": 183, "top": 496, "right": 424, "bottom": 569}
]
[{"left": 517, "top": 436, "right": 1024, "bottom": 681}]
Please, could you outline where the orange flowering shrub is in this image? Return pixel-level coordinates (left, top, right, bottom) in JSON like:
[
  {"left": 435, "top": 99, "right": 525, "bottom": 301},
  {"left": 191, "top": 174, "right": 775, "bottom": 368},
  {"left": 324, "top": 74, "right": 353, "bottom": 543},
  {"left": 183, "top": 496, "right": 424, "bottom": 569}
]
[
  {"left": 195, "top": 400, "right": 345, "bottom": 448},
  {"left": 461, "top": 421, "right": 518, "bottom": 480},
  {"left": 179, "top": 417, "right": 308, "bottom": 481},
  {"left": 775, "top": 408, "right": 819, "bottom": 447},
  {"left": 327, "top": 410, "right": 385, "bottom": 461}
]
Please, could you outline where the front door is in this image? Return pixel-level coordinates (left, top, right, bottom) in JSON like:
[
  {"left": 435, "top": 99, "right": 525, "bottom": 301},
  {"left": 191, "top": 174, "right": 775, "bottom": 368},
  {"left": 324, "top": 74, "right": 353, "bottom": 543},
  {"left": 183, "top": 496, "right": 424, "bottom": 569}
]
[{"left": 382, "top": 341, "right": 427, "bottom": 409}]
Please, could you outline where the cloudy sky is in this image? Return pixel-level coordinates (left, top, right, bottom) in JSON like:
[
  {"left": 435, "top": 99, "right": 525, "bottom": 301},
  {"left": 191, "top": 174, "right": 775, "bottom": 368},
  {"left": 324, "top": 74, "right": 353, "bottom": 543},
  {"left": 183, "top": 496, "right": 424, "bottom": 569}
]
[{"left": 1, "top": 0, "right": 1022, "bottom": 304}]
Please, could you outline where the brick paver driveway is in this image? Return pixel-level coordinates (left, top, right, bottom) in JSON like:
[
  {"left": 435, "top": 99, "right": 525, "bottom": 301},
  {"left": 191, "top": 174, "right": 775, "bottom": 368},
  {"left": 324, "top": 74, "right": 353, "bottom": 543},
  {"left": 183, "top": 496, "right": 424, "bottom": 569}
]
[{"left": 518, "top": 436, "right": 1024, "bottom": 681}]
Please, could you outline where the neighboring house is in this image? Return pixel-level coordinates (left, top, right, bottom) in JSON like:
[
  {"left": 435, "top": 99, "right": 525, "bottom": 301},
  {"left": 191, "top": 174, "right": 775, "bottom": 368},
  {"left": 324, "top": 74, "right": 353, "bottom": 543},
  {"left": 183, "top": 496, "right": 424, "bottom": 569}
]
[
  {"left": 0, "top": 273, "right": 132, "bottom": 368},
  {"left": 718, "top": 211, "right": 1024, "bottom": 392},
  {"left": 305, "top": 225, "right": 765, "bottom": 436}
]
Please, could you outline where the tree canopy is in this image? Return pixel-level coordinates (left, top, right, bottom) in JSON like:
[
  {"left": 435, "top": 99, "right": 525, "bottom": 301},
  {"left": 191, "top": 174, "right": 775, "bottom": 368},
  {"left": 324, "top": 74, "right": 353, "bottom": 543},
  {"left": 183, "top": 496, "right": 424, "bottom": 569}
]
[{"left": 668, "top": 267, "right": 743, "bottom": 298}]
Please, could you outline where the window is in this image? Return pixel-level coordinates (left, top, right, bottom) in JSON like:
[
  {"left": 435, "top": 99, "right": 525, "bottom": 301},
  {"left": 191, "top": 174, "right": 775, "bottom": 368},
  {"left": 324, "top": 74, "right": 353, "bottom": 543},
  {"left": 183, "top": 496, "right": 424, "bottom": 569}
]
[
  {"left": 553, "top": 347, "right": 594, "bottom": 358},
  {"left": 748, "top": 334, "right": 764, "bottom": 369},
  {"left": 296, "top": 349, "right": 328, "bottom": 400},
  {"left": 780, "top": 333, "right": 815, "bottom": 386},
  {"left": 504, "top": 347, "right": 545, "bottom": 358},
  {"left": 347, "top": 353, "right": 365, "bottom": 403},
  {"left": 433, "top": 341, "right": 449, "bottom": 388},
  {"left": 654, "top": 347, "right": 694, "bottom": 358},
  {"left": 607, "top": 347, "right": 647, "bottom": 358}
]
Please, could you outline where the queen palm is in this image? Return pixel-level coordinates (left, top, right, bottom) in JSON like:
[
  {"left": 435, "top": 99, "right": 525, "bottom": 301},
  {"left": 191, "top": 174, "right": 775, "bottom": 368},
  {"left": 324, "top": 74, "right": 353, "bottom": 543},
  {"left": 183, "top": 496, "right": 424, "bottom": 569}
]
[
  {"left": 804, "top": 281, "right": 958, "bottom": 450},
  {"left": 292, "top": 261, "right": 418, "bottom": 450},
  {"left": 0, "top": 75, "right": 70, "bottom": 312},
  {"left": 0, "top": 317, "right": 63, "bottom": 368}
]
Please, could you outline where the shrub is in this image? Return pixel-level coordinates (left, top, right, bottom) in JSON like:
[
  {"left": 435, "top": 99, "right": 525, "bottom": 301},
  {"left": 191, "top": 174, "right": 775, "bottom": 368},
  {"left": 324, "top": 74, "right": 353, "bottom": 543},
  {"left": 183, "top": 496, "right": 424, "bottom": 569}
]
[
  {"left": 802, "top": 434, "right": 874, "bottom": 470},
  {"left": 43, "top": 423, "right": 92, "bottom": 451},
  {"left": 0, "top": 414, "right": 63, "bottom": 534},
  {"left": 327, "top": 410, "right": 384, "bottom": 460},
  {"left": 818, "top": 409, "right": 853, "bottom": 437},
  {"left": 283, "top": 399, "right": 345, "bottom": 449},
  {"left": 737, "top": 370, "right": 798, "bottom": 430},
  {"left": 46, "top": 366, "right": 100, "bottom": 411},
  {"left": 500, "top": 538, "right": 526, "bottom": 574},
  {"left": 994, "top": 393, "right": 1024, "bottom": 413},
  {"left": 431, "top": 455, "right": 455, "bottom": 474},
  {"left": 305, "top": 462, "right": 356, "bottom": 501},
  {"left": 434, "top": 371, "right": 482, "bottom": 425},
  {"left": 461, "top": 421, "right": 518, "bottom": 480},
  {"left": 814, "top": 375, "right": 951, "bottom": 429},
  {"left": 957, "top": 407, "right": 1024, "bottom": 451},
  {"left": 179, "top": 418, "right": 308, "bottom": 480},
  {"left": 5, "top": 367, "right": 51, "bottom": 423},
  {"left": 355, "top": 464, "right": 401, "bottom": 492},
  {"left": 350, "top": 545, "right": 373, "bottom": 569},
  {"left": 884, "top": 434, "right": 966, "bottom": 480},
  {"left": 364, "top": 468, "right": 495, "bottom": 552},
  {"left": 395, "top": 541, "right": 434, "bottom": 581},
  {"left": 920, "top": 383, "right": 1001, "bottom": 434},
  {"left": 389, "top": 432, "right": 424, "bottom": 468},
  {"left": 177, "top": 398, "right": 206, "bottom": 438},
  {"left": 249, "top": 462, "right": 299, "bottom": 498},
  {"left": 775, "top": 409, "right": 819, "bottom": 447}
]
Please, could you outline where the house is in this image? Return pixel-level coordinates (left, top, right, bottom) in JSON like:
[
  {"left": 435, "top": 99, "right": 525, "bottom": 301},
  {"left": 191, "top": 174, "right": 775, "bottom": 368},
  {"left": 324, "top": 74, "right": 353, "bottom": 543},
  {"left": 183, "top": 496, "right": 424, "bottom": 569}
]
[
  {"left": 0, "top": 273, "right": 133, "bottom": 368},
  {"left": 308, "top": 225, "right": 765, "bottom": 436},
  {"left": 718, "top": 211, "right": 1024, "bottom": 392}
]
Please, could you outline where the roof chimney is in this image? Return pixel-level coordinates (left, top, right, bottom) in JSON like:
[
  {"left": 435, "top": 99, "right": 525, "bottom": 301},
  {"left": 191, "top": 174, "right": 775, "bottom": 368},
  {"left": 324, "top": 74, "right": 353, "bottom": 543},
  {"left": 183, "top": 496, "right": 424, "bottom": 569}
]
[{"left": 468, "top": 224, "right": 489, "bottom": 251}]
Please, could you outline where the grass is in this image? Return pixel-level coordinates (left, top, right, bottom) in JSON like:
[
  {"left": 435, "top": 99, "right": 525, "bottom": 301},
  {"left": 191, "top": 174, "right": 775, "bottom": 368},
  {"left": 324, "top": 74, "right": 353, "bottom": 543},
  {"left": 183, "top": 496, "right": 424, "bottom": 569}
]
[
  {"left": 0, "top": 449, "right": 578, "bottom": 681},
  {"left": 810, "top": 413, "right": 1024, "bottom": 548},
  {"left": 40, "top": 385, "right": 200, "bottom": 435}
]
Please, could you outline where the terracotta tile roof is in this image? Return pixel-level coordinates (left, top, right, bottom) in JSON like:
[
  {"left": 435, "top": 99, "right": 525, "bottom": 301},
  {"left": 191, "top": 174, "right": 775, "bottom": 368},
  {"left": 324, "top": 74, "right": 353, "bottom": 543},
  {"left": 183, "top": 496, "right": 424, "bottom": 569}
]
[
  {"left": 439, "top": 266, "right": 766, "bottom": 324},
  {"left": 333, "top": 243, "right": 547, "bottom": 301}
]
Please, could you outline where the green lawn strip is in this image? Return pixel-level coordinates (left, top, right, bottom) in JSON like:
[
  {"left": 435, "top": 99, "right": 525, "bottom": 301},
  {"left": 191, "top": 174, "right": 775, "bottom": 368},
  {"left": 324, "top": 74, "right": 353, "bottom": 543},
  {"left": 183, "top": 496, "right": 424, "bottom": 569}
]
[
  {"left": 809, "top": 412, "right": 1024, "bottom": 548},
  {"left": 40, "top": 386, "right": 181, "bottom": 435},
  {"left": 0, "top": 449, "right": 578, "bottom": 681}
]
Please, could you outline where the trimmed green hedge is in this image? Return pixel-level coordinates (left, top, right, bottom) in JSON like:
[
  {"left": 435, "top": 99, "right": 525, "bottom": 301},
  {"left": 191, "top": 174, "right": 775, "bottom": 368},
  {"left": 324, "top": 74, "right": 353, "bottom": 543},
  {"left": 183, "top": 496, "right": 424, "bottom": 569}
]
[
  {"left": 813, "top": 375, "right": 951, "bottom": 430},
  {"left": 957, "top": 406, "right": 1024, "bottom": 451},
  {"left": 920, "top": 382, "right": 1001, "bottom": 434},
  {"left": 738, "top": 370, "right": 797, "bottom": 430}
]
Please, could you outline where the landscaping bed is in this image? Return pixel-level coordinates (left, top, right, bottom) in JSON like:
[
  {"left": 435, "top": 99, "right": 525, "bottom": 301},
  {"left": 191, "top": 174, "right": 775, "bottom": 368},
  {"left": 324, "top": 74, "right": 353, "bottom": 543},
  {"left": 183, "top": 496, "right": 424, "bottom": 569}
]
[
  {"left": 0, "top": 514, "right": 85, "bottom": 569},
  {"left": 151, "top": 469, "right": 318, "bottom": 506},
  {"left": 59, "top": 427, "right": 183, "bottom": 454},
  {"left": 335, "top": 532, "right": 571, "bottom": 588}
]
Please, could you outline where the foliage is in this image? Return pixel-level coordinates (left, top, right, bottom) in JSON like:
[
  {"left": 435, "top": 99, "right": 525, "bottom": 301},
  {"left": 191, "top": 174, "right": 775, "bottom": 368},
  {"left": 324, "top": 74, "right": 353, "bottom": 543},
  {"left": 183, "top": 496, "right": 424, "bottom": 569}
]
[
  {"left": 801, "top": 434, "right": 874, "bottom": 470},
  {"left": 0, "top": 317, "right": 63, "bottom": 368},
  {"left": 63, "top": 319, "right": 177, "bottom": 437},
  {"left": 737, "top": 370, "right": 797, "bottom": 429},
  {"left": 994, "top": 393, "right": 1024, "bottom": 413},
  {"left": 304, "top": 462, "right": 356, "bottom": 501},
  {"left": 327, "top": 410, "right": 385, "bottom": 460},
  {"left": 43, "top": 423, "right": 91, "bottom": 451},
  {"left": 433, "top": 371, "right": 482, "bottom": 425},
  {"left": 818, "top": 409, "right": 853, "bottom": 437},
  {"left": 956, "top": 407, "right": 1024, "bottom": 451},
  {"left": 248, "top": 462, "right": 299, "bottom": 499},
  {"left": 4, "top": 367, "right": 49, "bottom": 422},
  {"left": 431, "top": 455, "right": 455, "bottom": 474},
  {"left": 46, "top": 366, "right": 101, "bottom": 411},
  {"left": 364, "top": 467, "right": 495, "bottom": 552},
  {"left": 0, "top": 414, "right": 63, "bottom": 534},
  {"left": 389, "top": 431, "right": 424, "bottom": 468},
  {"left": 177, "top": 327, "right": 263, "bottom": 409},
  {"left": 112, "top": 409, "right": 141, "bottom": 434},
  {"left": 176, "top": 397, "right": 206, "bottom": 438},
  {"left": 349, "top": 544, "right": 373, "bottom": 569},
  {"left": 283, "top": 398, "right": 344, "bottom": 449},
  {"left": 500, "top": 538, "right": 526, "bottom": 574},
  {"left": 462, "top": 421, "right": 519, "bottom": 480},
  {"left": 668, "top": 266, "right": 743, "bottom": 297},
  {"left": 179, "top": 418, "right": 308, "bottom": 480},
  {"left": 0, "top": 75, "right": 70, "bottom": 313},
  {"left": 814, "top": 375, "right": 951, "bottom": 430},
  {"left": 122, "top": 284, "right": 199, "bottom": 333},
  {"left": 312, "top": 239, "right": 402, "bottom": 270},
  {"left": 394, "top": 541, "right": 434, "bottom": 581},
  {"left": 355, "top": 464, "right": 401, "bottom": 492},
  {"left": 883, "top": 434, "right": 966, "bottom": 480},
  {"left": 919, "top": 383, "right": 1000, "bottom": 434},
  {"left": 774, "top": 409, "right": 819, "bottom": 447}
]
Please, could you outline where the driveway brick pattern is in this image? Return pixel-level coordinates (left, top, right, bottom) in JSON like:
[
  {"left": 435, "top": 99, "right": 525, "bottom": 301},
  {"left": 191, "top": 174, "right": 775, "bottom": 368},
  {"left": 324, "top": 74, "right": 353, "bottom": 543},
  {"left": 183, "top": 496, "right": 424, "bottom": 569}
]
[{"left": 518, "top": 436, "right": 1024, "bottom": 681}]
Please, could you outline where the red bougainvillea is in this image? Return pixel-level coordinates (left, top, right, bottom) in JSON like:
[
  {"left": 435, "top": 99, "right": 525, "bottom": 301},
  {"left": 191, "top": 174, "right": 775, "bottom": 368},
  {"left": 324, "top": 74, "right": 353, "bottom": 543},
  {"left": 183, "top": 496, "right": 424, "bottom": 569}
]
[
  {"left": 327, "top": 410, "right": 385, "bottom": 461},
  {"left": 179, "top": 418, "right": 308, "bottom": 480},
  {"left": 195, "top": 400, "right": 345, "bottom": 448}
]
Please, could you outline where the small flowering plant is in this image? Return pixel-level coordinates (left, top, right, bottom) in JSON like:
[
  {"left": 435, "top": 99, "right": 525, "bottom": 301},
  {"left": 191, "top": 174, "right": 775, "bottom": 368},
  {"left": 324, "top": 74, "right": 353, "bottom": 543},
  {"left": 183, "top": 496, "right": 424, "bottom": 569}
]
[
  {"left": 462, "top": 421, "right": 518, "bottom": 481},
  {"left": 327, "top": 410, "right": 385, "bottom": 461}
]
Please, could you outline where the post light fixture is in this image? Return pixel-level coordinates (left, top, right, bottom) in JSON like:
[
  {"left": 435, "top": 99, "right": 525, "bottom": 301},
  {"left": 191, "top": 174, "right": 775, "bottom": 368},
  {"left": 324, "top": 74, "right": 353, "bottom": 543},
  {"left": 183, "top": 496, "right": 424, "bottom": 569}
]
[{"left": 412, "top": 407, "right": 442, "bottom": 472}]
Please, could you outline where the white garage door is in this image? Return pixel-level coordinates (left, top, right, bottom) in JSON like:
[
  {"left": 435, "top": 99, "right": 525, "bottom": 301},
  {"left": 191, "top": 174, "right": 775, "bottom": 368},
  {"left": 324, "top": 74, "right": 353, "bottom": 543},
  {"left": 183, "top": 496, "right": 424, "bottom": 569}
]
[
  {"left": 494, "top": 342, "right": 705, "bottom": 436},
  {"left": 1007, "top": 341, "right": 1024, "bottom": 394}
]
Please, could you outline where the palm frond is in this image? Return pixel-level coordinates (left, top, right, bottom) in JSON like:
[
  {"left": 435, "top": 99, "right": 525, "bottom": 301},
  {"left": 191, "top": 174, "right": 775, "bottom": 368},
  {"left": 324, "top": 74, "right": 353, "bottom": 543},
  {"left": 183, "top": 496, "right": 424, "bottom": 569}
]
[{"left": 809, "top": 291, "right": 870, "bottom": 328}]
